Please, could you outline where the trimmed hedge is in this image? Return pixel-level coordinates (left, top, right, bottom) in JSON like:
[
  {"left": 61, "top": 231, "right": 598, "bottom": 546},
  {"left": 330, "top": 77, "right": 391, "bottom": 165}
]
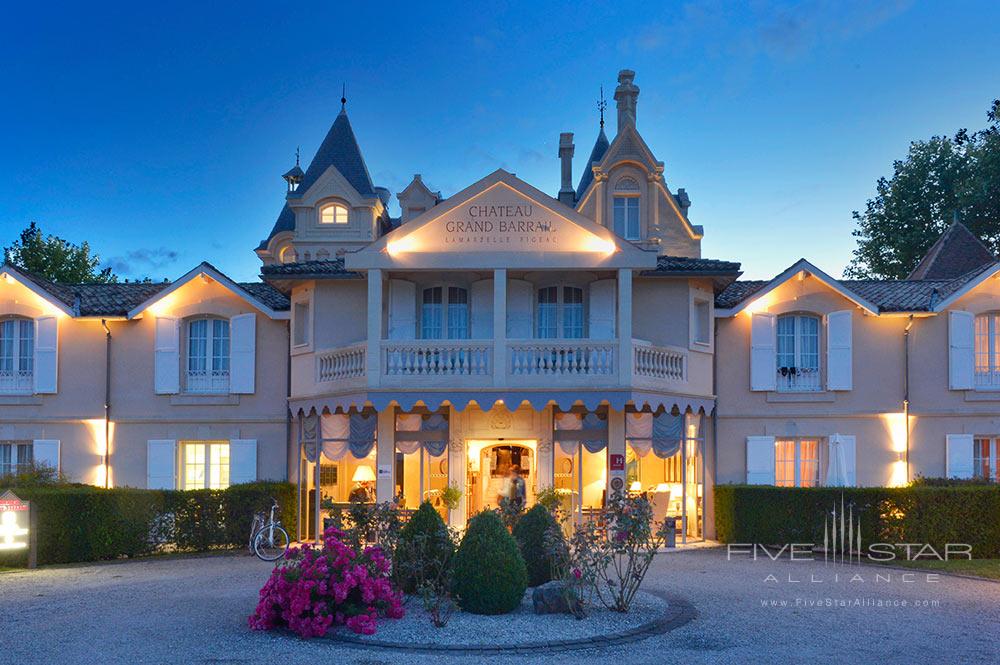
[
  {"left": 394, "top": 501, "right": 453, "bottom": 593},
  {"left": 452, "top": 510, "right": 528, "bottom": 614},
  {"left": 715, "top": 485, "right": 1000, "bottom": 558},
  {"left": 0, "top": 481, "right": 295, "bottom": 566},
  {"left": 512, "top": 504, "right": 558, "bottom": 587}
]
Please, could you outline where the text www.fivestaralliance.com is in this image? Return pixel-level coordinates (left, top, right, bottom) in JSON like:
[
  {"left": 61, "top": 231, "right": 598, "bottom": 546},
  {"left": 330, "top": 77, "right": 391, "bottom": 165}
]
[{"left": 760, "top": 598, "right": 941, "bottom": 608}]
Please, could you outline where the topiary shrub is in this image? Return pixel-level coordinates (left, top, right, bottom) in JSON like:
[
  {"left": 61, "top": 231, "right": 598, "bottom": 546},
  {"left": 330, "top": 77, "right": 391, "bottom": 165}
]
[
  {"left": 512, "top": 504, "right": 559, "bottom": 587},
  {"left": 452, "top": 510, "right": 527, "bottom": 614},
  {"left": 395, "top": 501, "right": 453, "bottom": 593}
]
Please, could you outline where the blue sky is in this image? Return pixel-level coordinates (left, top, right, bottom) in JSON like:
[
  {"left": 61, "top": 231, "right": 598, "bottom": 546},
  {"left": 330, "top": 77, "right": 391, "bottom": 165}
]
[{"left": 2, "top": 1, "right": 998, "bottom": 281}]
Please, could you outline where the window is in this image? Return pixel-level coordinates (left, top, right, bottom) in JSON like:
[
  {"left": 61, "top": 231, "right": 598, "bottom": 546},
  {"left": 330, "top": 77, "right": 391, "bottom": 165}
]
[
  {"left": 421, "top": 286, "right": 469, "bottom": 339},
  {"left": 320, "top": 204, "right": 349, "bottom": 224},
  {"left": 775, "top": 438, "right": 820, "bottom": 487},
  {"left": 776, "top": 314, "right": 820, "bottom": 391},
  {"left": 613, "top": 196, "right": 640, "bottom": 240},
  {"left": 693, "top": 299, "right": 711, "bottom": 345},
  {"left": 0, "top": 441, "right": 32, "bottom": 476},
  {"left": 974, "top": 313, "right": 1000, "bottom": 388},
  {"left": 536, "top": 286, "right": 584, "bottom": 339},
  {"left": 293, "top": 301, "right": 310, "bottom": 346},
  {"left": 0, "top": 318, "right": 33, "bottom": 394},
  {"left": 277, "top": 246, "right": 295, "bottom": 264},
  {"left": 181, "top": 441, "right": 230, "bottom": 489},
  {"left": 186, "top": 318, "right": 230, "bottom": 393},
  {"left": 973, "top": 438, "right": 1000, "bottom": 481}
]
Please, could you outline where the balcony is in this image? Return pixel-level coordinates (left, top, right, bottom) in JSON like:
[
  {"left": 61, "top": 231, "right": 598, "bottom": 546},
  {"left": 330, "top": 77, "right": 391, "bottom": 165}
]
[{"left": 314, "top": 339, "right": 688, "bottom": 392}]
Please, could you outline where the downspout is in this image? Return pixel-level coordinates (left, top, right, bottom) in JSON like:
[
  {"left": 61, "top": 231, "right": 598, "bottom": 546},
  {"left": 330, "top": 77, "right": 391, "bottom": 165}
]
[
  {"left": 903, "top": 315, "right": 913, "bottom": 484},
  {"left": 101, "top": 319, "right": 112, "bottom": 489}
]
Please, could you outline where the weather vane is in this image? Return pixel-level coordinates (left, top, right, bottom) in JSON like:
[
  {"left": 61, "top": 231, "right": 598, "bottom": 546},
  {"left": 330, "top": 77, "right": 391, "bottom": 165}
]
[
  {"left": 598, "top": 85, "right": 607, "bottom": 129},
  {"left": 341, "top": 83, "right": 347, "bottom": 110}
]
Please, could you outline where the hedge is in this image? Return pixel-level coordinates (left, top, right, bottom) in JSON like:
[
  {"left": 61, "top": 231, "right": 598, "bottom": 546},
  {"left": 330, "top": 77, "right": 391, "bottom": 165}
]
[
  {"left": 0, "top": 481, "right": 296, "bottom": 566},
  {"left": 714, "top": 485, "right": 1000, "bottom": 558}
]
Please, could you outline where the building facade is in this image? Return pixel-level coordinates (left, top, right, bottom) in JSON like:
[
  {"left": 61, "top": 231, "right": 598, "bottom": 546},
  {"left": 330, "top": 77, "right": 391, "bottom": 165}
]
[{"left": 3, "top": 70, "right": 998, "bottom": 541}]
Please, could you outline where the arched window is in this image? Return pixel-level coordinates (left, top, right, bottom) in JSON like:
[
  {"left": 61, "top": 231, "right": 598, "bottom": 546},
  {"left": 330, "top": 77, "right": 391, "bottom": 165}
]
[
  {"left": 277, "top": 246, "right": 295, "bottom": 264},
  {"left": 975, "top": 313, "right": 1000, "bottom": 387},
  {"left": 186, "top": 317, "right": 230, "bottom": 393},
  {"left": 776, "top": 314, "right": 820, "bottom": 391},
  {"left": 421, "top": 286, "right": 469, "bottom": 339},
  {"left": 315, "top": 249, "right": 331, "bottom": 260},
  {"left": 613, "top": 178, "right": 640, "bottom": 240},
  {"left": 0, "top": 317, "right": 34, "bottom": 393},
  {"left": 536, "top": 286, "right": 584, "bottom": 339},
  {"left": 319, "top": 203, "right": 349, "bottom": 224}
]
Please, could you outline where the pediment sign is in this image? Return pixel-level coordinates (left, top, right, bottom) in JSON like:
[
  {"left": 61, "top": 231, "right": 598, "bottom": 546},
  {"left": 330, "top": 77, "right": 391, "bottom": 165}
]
[{"left": 393, "top": 185, "right": 610, "bottom": 255}]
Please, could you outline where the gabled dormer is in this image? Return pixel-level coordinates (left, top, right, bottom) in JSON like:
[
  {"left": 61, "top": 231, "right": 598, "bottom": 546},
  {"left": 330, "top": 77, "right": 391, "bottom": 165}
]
[
  {"left": 257, "top": 100, "right": 389, "bottom": 265},
  {"left": 571, "top": 70, "right": 703, "bottom": 258},
  {"left": 397, "top": 174, "right": 442, "bottom": 225}
]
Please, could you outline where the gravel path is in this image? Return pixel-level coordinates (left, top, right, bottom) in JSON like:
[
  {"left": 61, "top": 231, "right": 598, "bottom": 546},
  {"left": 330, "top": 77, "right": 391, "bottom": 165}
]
[{"left": 1, "top": 548, "right": 996, "bottom": 664}]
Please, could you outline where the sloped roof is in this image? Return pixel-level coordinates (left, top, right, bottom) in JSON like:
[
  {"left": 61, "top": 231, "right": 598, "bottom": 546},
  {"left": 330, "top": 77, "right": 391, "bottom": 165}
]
[
  {"left": 907, "top": 221, "right": 995, "bottom": 280},
  {"left": 642, "top": 255, "right": 741, "bottom": 276},
  {"left": 260, "top": 258, "right": 361, "bottom": 280},
  {"left": 575, "top": 127, "right": 610, "bottom": 199}
]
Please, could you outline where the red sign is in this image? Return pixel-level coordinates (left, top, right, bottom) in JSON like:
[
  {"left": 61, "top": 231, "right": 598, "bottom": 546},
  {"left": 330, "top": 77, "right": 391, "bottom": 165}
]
[
  {"left": 609, "top": 454, "right": 625, "bottom": 471},
  {"left": 0, "top": 490, "right": 28, "bottom": 512}
]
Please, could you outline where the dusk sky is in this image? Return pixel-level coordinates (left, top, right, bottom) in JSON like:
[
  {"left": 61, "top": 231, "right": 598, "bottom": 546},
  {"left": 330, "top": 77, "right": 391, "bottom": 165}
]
[{"left": 2, "top": 1, "right": 999, "bottom": 282}]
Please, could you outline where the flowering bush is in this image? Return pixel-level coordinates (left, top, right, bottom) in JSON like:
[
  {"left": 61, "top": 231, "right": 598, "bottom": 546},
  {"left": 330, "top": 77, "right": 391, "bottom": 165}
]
[{"left": 248, "top": 527, "right": 404, "bottom": 638}]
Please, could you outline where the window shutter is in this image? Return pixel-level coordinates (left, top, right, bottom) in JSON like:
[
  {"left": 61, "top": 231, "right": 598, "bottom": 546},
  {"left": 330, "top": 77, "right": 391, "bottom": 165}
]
[
  {"left": 387, "top": 279, "right": 416, "bottom": 340},
  {"left": 470, "top": 279, "right": 494, "bottom": 338},
  {"left": 948, "top": 311, "right": 974, "bottom": 390},
  {"left": 826, "top": 310, "right": 853, "bottom": 391},
  {"left": 750, "top": 313, "right": 777, "bottom": 391},
  {"left": 506, "top": 279, "right": 533, "bottom": 338},
  {"left": 945, "top": 434, "right": 974, "bottom": 479},
  {"left": 146, "top": 439, "right": 177, "bottom": 489},
  {"left": 229, "top": 313, "right": 256, "bottom": 394},
  {"left": 825, "top": 434, "right": 857, "bottom": 486},
  {"left": 746, "top": 435, "right": 776, "bottom": 484},
  {"left": 33, "top": 316, "right": 58, "bottom": 394},
  {"left": 229, "top": 439, "right": 258, "bottom": 485},
  {"left": 31, "top": 439, "right": 60, "bottom": 472},
  {"left": 154, "top": 316, "right": 180, "bottom": 394},
  {"left": 588, "top": 279, "right": 616, "bottom": 339}
]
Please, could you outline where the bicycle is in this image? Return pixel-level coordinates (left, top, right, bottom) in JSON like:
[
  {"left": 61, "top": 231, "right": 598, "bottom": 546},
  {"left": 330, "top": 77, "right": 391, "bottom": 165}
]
[{"left": 249, "top": 498, "right": 290, "bottom": 562}]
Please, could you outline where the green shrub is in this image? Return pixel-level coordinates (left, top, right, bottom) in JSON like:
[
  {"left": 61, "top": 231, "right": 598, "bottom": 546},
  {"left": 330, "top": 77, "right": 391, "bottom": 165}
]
[
  {"left": 394, "top": 501, "right": 453, "bottom": 593},
  {"left": 452, "top": 510, "right": 527, "bottom": 614},
  {"left": 714, "top": 485, "right": 1000, "bottom": 558},
  {"left": 512, "top": 504, "right": 559, "bottom": 586},
  {"left": 0, "top": 481, "right": 296, "bottom": 567}
]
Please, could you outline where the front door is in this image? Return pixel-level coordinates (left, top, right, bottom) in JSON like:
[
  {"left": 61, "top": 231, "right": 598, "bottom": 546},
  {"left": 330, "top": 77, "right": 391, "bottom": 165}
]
[{"left": 465, "top": 440, "right": 535, "bottom": 519}]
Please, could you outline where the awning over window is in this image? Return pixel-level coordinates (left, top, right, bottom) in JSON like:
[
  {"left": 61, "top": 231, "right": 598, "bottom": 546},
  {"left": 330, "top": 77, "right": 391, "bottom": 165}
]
[
  {"left": 394, "top": 412, "right": 449, "bottom": 457},
  {"left": 626, "top": 411, "right": 685, "bottom": 458},
  {"left": 553, "top": 411, "right": 608, "bottom": 454},
  {"left": 302, "top": 412, "right": 377, "bottom": 461}
]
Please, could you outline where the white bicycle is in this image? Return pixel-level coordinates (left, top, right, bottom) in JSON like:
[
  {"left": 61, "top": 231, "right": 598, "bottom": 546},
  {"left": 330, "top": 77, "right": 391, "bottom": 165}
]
[{"left": 249, "top": 498, "right": 290, "bottom": 561}]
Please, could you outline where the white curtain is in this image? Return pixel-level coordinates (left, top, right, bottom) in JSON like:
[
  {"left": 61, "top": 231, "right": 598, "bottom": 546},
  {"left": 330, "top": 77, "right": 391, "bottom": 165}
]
[{"left": 554, "top": 412, "right": 583, "bottom": 455}]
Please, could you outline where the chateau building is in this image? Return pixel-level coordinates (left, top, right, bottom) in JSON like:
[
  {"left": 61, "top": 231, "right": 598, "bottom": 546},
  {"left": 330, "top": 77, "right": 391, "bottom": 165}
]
[{"left": 3, "top": 71, "right": 999, "bottom": 541}]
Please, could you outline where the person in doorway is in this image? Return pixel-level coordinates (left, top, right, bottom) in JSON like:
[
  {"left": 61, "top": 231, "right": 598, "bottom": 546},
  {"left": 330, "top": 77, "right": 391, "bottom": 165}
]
[{"left": 509, "top": 464, "right": 526, "bottom": 512}]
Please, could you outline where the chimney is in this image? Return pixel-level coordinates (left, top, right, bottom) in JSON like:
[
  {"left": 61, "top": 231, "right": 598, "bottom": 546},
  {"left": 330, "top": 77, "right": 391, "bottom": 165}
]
[
  {"left": 558, "top": 132, "right": 575, "bottom": 206},
  {"left": 614, "top": 69, "right": 639, "bottom": 133}
]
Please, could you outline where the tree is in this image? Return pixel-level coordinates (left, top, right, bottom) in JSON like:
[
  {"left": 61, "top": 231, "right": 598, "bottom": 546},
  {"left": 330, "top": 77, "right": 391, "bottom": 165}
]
[
  {"left": 3, "top": 222, "right": 117, "bottom": 283},
  {"left": 845, "top": 100, "right": 1000, "bottom": 279}
]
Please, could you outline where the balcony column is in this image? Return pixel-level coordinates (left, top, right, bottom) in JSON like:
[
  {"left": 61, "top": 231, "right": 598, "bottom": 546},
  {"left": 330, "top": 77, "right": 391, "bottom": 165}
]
[
  {"left": 366, "top": 269, "right": 383, "bottom": 388},
  {"left": 375, "top": 408, "right": 395, "bottom": 502},
  {"left": 617, "top": 268, "right": 633, "bottom": 385},
  {"left": 493, "top": 269, "right": 507, "bottom": 387}
]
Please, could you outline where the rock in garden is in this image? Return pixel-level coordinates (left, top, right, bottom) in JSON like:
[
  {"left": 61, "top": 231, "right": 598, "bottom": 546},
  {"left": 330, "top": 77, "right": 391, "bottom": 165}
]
[{"left": 531, "top": 581, "right": 582, "bottom": 615}]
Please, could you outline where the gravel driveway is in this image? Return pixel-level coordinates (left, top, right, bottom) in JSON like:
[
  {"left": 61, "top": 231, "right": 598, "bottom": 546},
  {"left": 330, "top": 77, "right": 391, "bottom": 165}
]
[{"left": 1, "top": 547, "right": 996, "bottom": 664}]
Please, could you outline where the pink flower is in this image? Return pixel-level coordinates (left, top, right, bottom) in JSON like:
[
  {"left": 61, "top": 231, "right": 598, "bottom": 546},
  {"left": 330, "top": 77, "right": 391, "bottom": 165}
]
[{"left": 573, "top": 568, "right": 582, "bottom": 579}]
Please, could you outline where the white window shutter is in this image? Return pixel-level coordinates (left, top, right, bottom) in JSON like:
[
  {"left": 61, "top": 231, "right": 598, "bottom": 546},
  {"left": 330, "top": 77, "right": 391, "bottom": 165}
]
[
  {"left": 154, "top": 316, "right": 180, "bottom": 394},
  {"left": 948, "top": 311, "right": 975, "bottom": 390},
  {"left": 387, "top": 279, "right": 416, "bottom": 340},
  {"left": 588, "top": 279, "right": 616, "bottom": 339},
  {"left": 825, "top": 434, "right": 857, "bottom": 486},
  {"left": 470, "top": 279, "right": 494, "bottom": 338},
  {"left": 750, "top": 313, "right": 777, "bottom": 391},
  {"left": 31, "top": 439, "right": 60, "bottom": 472},
  {"left": 147, "top": 439, "right": 177, "bottom": 489},
  {"left": 229, "top": 439, "right": 258, "bottom": 485},
  {"left": 826, "top": 310, "right": 853, "bottom": 391},
  {"left": 507, "top": 279, "right": 533, "bottom": 338},
  {"left": 33, "top": 316, "right": 58, "bottom": 394},
  {"left": 229, "top": 313, "right": 256, "bottom": 394},
  {"left": 946, "top": 434, "right": 974, "bottom": 479},
  {"left": 746, "top": 436, "right": 776, "bottom": 484}
]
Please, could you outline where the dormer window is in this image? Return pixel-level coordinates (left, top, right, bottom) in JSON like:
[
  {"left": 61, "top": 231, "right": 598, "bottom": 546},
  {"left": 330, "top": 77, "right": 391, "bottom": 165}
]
[
  {"left": 613, "top": 177, "right": 640, "bottom": 240},
  {"left": 320, "top": 203, "right": 349, "bottom": 225}
]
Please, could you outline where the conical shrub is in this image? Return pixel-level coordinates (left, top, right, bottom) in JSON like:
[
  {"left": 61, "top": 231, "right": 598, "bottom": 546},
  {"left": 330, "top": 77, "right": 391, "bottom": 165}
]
[
  {"left": 452, "top": 510, "right": 528, "bottom": 614},
  {"left": 394, "top": 501, "right": 453, "bottom": 593},
  {"left": 512, "top": 503, "right": 559, "bottom": 587}
]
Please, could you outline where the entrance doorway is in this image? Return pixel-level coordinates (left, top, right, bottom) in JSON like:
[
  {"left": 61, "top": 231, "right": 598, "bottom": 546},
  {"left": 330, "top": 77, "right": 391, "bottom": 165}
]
[{"left": 466, "top": 440, "right": 536, "bottom": 518}]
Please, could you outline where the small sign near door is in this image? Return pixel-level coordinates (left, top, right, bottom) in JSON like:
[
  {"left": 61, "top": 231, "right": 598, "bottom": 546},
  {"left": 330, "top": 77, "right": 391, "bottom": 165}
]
[
  {"left": 377, "top": 464, "right": 392, "bottom": 480},
  {"left": 609, "top": 454, "right": 625, "bottom": 471}
]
